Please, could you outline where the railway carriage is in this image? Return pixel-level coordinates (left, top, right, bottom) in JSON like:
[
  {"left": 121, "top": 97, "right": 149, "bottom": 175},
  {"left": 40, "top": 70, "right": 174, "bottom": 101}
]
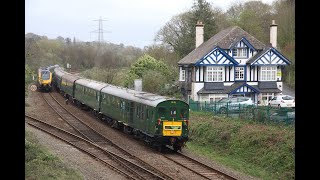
[
  {"left": 60, "top": 74, "right": 80, "bottom": 100},
  {"left": 52, "top": 68, "right": 189, "bottom": 151},
  {"left": 74, "top": 78, "right": 107, "bottom": 114},
  {"left": 37, "top": 67, "right": 53, "bottom": 92},
  {"left": 99, "top": 86, "right": 189, "bottom": 151},
  {"left": 53, "top": 67, "right": 66, "bottom": 90}
]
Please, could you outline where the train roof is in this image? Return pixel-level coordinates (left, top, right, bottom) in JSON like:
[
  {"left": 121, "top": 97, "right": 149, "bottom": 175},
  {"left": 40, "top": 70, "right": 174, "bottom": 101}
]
[
  {"left": 101, "top": 85, "right": 175, "bottom": 107},
  {"left": 53, "top": 67, "right": 66, "bottom": 77},
  {"left": 75, "top": 78, "right": 108, "bottom": 90},
  {"left": 62, "top": 73, "right": 81, "bottom": 83},
  {"left": 56, "top": 68, "right": 185, "bottom": 107}
]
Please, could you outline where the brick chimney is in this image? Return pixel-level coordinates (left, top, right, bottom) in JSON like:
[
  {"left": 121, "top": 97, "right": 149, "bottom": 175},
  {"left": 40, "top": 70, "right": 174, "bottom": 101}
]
[
  {"left": 270, "top": 20, "right": 278, "bottom": 48},
  {"left": 196, "top": 21, "right": 204, "bottom": 48}
]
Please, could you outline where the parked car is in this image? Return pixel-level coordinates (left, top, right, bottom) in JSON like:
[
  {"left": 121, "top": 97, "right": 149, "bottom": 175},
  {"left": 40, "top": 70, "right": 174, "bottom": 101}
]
[
  {"left": 268, "top": 95, "right": 295, "bottom": 108},
  {"left": 215, "top": 97, "right": 255, "bottom": 114}
]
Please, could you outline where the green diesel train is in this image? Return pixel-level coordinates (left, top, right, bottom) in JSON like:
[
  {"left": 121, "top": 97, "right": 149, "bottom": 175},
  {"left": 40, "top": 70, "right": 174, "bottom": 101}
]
[{"left": 53, "top": 67, "right": 189, "bottom": 151}]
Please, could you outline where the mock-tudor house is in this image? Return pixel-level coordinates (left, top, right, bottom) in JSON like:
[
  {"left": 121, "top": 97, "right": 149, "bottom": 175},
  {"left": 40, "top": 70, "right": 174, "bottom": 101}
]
[{"left": 178, "top": 20, "right": 291, "bottom": 105}]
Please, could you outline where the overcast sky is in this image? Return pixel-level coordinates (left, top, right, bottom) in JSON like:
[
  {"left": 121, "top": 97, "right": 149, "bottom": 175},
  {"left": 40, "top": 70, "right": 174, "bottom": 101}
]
[{"left": 25, "top": 0, "right": 276, "bottom": 48}]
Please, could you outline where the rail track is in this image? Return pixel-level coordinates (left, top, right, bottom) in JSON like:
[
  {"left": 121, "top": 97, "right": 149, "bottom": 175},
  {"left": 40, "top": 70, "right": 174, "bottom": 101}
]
[
  {"left": 47, "top": 91, "right": 238, "bottom": 180},
  {"left": 39, "top": 92, "right": 173, "bottom": 180},
  {"left": 26, "top": 114, "right": 171, "bottom": 180},
  {"left": 162, "top": 150, "right": 237, "bottom": 180}
]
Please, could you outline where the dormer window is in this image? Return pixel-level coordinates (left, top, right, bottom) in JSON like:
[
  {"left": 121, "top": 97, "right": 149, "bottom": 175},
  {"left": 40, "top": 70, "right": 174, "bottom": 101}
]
[{"left": 232, "top": 48, "right": 247, "bottom": 58}]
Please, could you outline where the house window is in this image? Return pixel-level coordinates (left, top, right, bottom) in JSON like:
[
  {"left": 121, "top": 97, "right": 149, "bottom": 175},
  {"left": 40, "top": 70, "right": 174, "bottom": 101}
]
[
  {"left": 180, "top": 69, "right": 185, "bottom": 81},
  {"left": 260, "top": 66, "right": 277, "bottom": 81},
  {"left": 233, "top": 48, "right": 247, "bottom": 58},
  {"left": 235, "top": 67, "right": 245, "bottom": 80},
  {"left": 207, "top": 66, "right": 223, "bottom": 82}
]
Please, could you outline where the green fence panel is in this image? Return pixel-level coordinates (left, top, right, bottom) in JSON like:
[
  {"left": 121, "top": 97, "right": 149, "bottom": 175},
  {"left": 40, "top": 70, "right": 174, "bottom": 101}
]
[{"left": 188, "top": 99, "right": 294, "bottom": 125}]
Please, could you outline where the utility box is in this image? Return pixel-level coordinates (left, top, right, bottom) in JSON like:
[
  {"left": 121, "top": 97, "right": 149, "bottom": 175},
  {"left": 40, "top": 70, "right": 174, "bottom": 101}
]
[{"left": 134, "top": 79, "right": 142, "bottom": 91}]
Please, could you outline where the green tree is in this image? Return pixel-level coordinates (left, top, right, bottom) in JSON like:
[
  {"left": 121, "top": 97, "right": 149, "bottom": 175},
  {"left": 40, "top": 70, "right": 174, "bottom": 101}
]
[
  {"left": 124, "top": 54, "right": 171, "bottom": 89},
  {"left": 227, "top": 1, "right": 272, "bottom": 44},
  {"left": 272, "top": 0, "right": 295, "bottom": 89},
  {"left": 142, "top": 70, "right": 167, "bottom": 93},
  {"left": 156, "top": 0, "right": 221, "bottom": 58}
]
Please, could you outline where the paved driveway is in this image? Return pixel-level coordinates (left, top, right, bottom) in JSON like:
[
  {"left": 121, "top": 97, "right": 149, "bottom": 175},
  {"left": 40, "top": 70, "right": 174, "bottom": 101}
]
[{"left": 282, "top": 84, "right": 295, "bottom": 97}]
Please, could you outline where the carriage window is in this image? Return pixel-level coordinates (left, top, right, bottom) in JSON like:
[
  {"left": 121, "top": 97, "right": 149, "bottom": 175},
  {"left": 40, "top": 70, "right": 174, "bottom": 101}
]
[
  {"left": 170, "top": 107, "right": 177, "bottom": 118},
  {"left": 141, "top": 105, "right": 144, "bottom": 119},
  {"left": 126, "top": 102, "right": 130, "bottom": 112},
  {"left": 180, "top": 109, "right": 188, "bottom": 119},
  {"left": 120, "top": 100, "right": 125, "bottom": 111},
  {"left": 158, "top": 107, "right": 166, "bottom": 118},
  {"left": 136, "top": 104, "right": 140, "bottom": 118}
]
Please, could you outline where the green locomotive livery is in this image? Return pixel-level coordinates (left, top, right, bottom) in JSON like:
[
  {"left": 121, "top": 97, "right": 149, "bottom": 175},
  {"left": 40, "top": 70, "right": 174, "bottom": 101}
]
[{"left": 53, "top": 67, "right": 189, "bottom": 151}]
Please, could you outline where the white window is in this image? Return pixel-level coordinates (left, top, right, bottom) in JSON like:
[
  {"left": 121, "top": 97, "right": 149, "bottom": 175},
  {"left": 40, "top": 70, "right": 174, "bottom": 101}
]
[
  {"left": 207, "top": 66, "right": 224, "bottom": 82},
  {"left": 260, "top": 66, "right": 277, "bottom": 81},
  {"left": 180, "top": 69, "right": 185, "bottom": 81},
  {"left": 235, "top": 67, "right": 245, "bottom": 80},
  {"left": 233, "top": 48, "right": 247, "bottom": 58}
]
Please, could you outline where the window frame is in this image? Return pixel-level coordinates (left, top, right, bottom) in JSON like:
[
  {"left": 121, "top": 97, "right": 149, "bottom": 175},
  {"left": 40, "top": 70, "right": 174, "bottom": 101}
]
[
  {"left": 206, "top": 66, "right": 224, "bottom": 82},
  {"left": 180, "top": 69, "right": 185, "bottom": 81},
  {"left": 233, "top": 48, "right": 248, "bottom": 58},
  {"left": 259, "top": 66, "right": 277, "bottom": 81},
  {"left": 235, "top": 67, "right": 245, "bottom": 81}
]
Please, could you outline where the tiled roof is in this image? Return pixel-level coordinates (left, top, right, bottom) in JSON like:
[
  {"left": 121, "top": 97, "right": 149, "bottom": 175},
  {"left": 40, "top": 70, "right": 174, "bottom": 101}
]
[
  {"left": 246, "top": 48, "right": 269, "bottom": 64},
  {"left": 258, "top": 81, "right": 278, "bottom": 89},
  {"left": 252, "top": 85, "right": 282, "bottom": 93},
  {"left": 197, "top": 82, "right": 282, "bottom": 94},
  {"left": 204, "top": 82, "right": 224, "bottom": 90},
  {"left": 178, "top": 26, "right": 266, "bottom": 65}
]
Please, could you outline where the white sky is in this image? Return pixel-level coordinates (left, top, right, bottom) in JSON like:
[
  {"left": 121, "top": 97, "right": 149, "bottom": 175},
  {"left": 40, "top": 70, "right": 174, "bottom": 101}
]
[{"left": 25, "top": 0, "right": 276, "bottom": 48}]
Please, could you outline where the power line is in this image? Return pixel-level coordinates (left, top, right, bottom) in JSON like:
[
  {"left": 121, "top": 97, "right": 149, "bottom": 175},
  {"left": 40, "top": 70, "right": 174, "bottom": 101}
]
[{"left": 91, "top": 16, "right": 111, "bottom": 46}]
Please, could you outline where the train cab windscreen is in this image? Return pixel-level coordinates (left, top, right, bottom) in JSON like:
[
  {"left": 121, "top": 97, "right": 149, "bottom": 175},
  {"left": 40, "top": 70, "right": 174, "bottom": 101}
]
[{"left": 41, "top": 70, "right": 50, "bottom": 80}]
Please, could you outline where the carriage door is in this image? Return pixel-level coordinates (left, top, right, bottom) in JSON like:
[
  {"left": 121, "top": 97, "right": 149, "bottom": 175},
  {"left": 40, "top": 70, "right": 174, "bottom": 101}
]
[{"left": 129, "top": 102, "right": 134, "bottom": 124}]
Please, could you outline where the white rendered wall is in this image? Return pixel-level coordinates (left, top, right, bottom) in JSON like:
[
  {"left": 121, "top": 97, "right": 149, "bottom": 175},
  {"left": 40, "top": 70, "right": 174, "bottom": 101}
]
[{"left": 191, "top": 82, "right": 204, "bottom": 101}]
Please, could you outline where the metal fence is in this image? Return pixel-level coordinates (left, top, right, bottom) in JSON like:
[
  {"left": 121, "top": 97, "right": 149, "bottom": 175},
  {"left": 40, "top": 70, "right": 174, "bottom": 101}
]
[{"left": 189, "top": 99, "right": 295, "bottom": 125}]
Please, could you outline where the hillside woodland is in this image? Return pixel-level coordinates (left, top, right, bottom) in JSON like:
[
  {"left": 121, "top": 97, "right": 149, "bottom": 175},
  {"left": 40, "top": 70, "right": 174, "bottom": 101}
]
[{"left": 25, "top": 0, "right": 295, "bottom": 96}]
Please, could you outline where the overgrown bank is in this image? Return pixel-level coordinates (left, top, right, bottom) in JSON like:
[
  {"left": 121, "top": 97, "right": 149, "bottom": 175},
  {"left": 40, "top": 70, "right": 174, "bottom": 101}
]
[
  {"left": 25, "top": 130, "right": 83, "bottom": 180},
  {"left": 186, "top": 111, "right": 294, "bottom": 180}
]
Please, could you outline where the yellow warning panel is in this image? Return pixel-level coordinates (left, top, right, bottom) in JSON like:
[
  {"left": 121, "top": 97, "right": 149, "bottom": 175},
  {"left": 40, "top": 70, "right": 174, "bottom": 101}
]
[{"left": 162, "top": 121, "right": 182, "bottom": 136}]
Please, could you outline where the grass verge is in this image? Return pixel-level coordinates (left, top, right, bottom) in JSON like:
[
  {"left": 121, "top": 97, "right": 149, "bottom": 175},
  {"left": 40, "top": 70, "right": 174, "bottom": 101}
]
[
  {"left": 186, "top": 111, "right": 295, "bottom": 180},
  {"left": 25, "top": 130, "right": 83, "bottom": 180}
]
